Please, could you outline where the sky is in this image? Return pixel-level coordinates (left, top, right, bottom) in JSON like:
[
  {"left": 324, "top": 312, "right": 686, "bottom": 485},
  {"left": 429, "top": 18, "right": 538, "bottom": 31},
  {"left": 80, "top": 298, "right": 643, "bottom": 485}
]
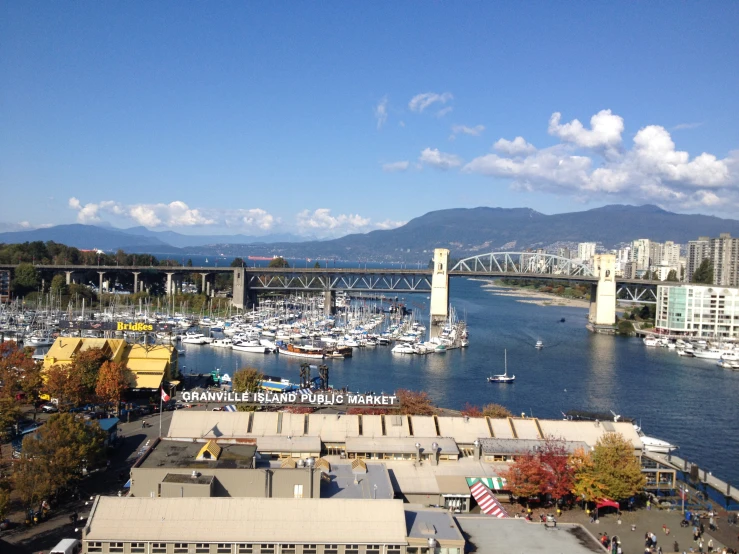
[{"left": 1, "top": 2, "right": 738, "bottom": 238}]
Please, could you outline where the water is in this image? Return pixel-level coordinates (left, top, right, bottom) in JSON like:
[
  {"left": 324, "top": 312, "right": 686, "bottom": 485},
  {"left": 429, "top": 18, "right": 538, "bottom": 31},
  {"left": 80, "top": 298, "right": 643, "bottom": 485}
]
[{"left": 179, "top": 278, "right": 739, "bottom": 486}]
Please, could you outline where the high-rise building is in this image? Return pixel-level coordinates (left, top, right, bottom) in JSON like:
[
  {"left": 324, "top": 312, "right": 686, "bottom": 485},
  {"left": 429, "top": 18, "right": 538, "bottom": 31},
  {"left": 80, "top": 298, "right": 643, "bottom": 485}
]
[
  {"left": 687, "top": 237, "right": 710, "bottom": 283},
  {"left": 577, "top": 242, "right": 596, "bottom": 263},
  {"left": 649, "top": 241, "right": 664, "bottom": 267},
  {"left": 709, "top": 233, "right": 739, "bottom": 287},
  {"left": 557, "top": 247, "right": 571, "bottom": 260},
  {"left": 656, "top": 284, "right": 739, "bottom": 338},
  {"left": 630, "top": 239, "right": 651, "bottom": 271},
  {"left": 662, "top": 241, "right": 681, "bottom": 267}
]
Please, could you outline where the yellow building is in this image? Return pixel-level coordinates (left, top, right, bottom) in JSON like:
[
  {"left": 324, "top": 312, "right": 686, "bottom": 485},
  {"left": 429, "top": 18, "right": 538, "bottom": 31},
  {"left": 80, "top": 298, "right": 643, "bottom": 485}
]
[{"left": 43, "top": 337, "right": 177, "bottom": 390}]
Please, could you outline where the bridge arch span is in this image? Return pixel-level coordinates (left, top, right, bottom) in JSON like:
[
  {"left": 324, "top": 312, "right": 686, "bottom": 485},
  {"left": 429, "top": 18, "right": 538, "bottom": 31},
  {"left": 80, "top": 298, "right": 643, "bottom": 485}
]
[{"left": 451, "top": 252, "right": 593, "bottom": 277}]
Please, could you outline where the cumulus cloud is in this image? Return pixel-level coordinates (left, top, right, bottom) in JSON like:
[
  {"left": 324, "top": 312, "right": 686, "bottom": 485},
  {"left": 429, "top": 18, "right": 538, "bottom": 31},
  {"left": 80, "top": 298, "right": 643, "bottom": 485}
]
[
  {"left": 68, "top": 198, "right": 276, "bottom": 231},
  {"left": 419, "top": 148, "right": 463, "bottom": 170},
  {"left": 463, "top": 109, "right": 739, "bottom": 211},
  {"left": 450, "top": 124, "right": 484, "bottom": 140},
  {"left": 408, "top": 92, "right": 453, "bottom": 113},
  {"left": 382, "top": 161, "right": 410, "bottom": 172},
  {"left": 375, "top": 96, "right": 388, "bottom": 129},
  {"left": 493, "top": 136, "right": 536, "bottom": 156},
  {"left": 295, "top": 209, "right": 402, "bottom": 237}
]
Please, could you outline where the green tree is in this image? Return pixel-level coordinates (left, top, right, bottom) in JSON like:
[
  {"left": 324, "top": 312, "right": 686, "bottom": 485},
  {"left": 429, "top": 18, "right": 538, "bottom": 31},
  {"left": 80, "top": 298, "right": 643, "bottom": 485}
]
[
  {"left": 268, "top": 257, "right": 290, "bottom": 268},
  {"left": 50, "top": 273, "right": 68, "bottom": 296},
  {"left": 692, "top": 258, "right": 713, "bottom": 284},
  {"left": 665, "top": 269, "right": 679, "bottom": 282},
  {"left": 0, "top": 481, "right": 10, "bottom": 520},
  {"left": 313, "top": 261, "right": 321, "bottom": 268},
  {"left": 186, "top": 258, "right": 194, "bottom": 267},
  {"left": 573, "top": 434, "right": 645, "bottom": 501},
  {"left": 12, "top": 262, "right": 39, "bottom": 295},
  {"left": 233, "top": 367, "right": 263, "bottom": 412},
  {"left": 230, "top": 257, "right": 245, "bottom": 267}
]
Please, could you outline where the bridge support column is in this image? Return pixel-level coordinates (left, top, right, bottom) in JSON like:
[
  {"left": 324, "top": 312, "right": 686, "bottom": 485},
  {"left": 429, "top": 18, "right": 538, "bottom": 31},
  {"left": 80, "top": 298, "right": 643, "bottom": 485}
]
[
  {"left": 588, "top": 254, "right": 616, "bottom": 327},
  {"left": 232, "top": 268, "right": 245, "bottom": 309},
  {"left": 201, "top": 273, "right": 209, "bottom": 295},
  {"left": 98, "top": 272, "right": 105, "bottom": 294},
  {"left": 166, "top": 273, "right": 174, "bottom": 296},
  {"left": 132, "top": 272, "right": 140, "bottom": 294},
  {"left": 65, "top": 271, "right": 73, "bottom": 285},
  {"left": 324, "top": 290, "right": 336, "bottom": 316},
  {"left": 429, "top": 248, "right": 450, "bottom": 340}
]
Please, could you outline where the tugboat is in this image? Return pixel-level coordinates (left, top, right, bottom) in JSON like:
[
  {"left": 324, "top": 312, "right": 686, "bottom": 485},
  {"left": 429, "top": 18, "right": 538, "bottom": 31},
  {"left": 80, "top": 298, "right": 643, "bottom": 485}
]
[{"left": 488, "top": 350, "right": 515, "bottom": 383}]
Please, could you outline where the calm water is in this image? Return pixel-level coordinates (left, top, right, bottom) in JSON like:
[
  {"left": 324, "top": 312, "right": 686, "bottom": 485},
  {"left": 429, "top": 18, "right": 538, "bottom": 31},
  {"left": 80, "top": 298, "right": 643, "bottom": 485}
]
[{"left": 178, "top": 278, "right": 739, "bottom": 486}]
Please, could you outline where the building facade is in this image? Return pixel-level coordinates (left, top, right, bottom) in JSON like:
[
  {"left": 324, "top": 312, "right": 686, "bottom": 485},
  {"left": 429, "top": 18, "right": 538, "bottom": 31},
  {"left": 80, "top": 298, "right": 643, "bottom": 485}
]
[
  {"left": 687, "top": 238, "right": 710, "bottom": 283},
  {"left": 0, "top": 270, "right": 9, "bottom": 302},
  {"left": 630, "top": 239, "right": 651, "bottom": 271},
  {"left": 709, "top": 233, "right": 739, "bottom": 287},
  {"left": 577, "top": 242, "right": 596, "bottom": 265},
  {"left": 656, "top": 285, "right": 739, "bottom": 338}
]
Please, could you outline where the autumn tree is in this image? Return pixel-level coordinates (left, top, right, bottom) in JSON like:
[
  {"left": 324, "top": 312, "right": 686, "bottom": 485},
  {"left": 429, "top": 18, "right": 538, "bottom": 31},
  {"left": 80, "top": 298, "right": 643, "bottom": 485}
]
[
  {"left": 0, "top": 480, "right": 10, "bottom": 520},
  {"left": 268, "top": 257, "right": 290, "bottom": 268},
  {"left": 72, "top": 348, "right": 109, "bottom": 393},
  {"left": 572, "top": 433, "right": 645, "bottom": 501},
  {"left": 571, "top": 447, "right": 606, "bottom": 502},
  {"left": 503, "top": 452, "right": 548, "bottom": 499},
  {"left": 482, "top": 403, "right": 513, "bottom": 418},
  {"left": 95, "top": 361, "right": 134, "bottom": 413},
  {"left": 16, "top": 413, "right": 106, "bottom": 502},
  {"left": 538, "top": 437, "right": 575, "bottom": 499},
  {"left": 233, "top": 367, "right": 263, "bottom": 412},
  {"left": 461, "top": 403, "right": 483, "bottom": 418},
  {"left": 395, "top": 389, "right": 435, "bottom": 416},
  {"left": 0, "top": 342, "right": 39, "bottom": 429},
  {"left": 12, "top": 457, "right": 53, "bottom": 509}
]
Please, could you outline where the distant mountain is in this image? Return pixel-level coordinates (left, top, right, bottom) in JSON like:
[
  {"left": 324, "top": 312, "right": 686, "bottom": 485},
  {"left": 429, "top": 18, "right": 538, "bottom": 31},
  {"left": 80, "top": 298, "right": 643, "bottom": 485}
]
[
  {"left": 180, "top": 204, "right": 739, "bottom": 262},
  {"left": 122, "top": 227, "right": 310, "bottom": 247},
  {"left": 0, "top": 224, "right": 175, "bottom": 252}
]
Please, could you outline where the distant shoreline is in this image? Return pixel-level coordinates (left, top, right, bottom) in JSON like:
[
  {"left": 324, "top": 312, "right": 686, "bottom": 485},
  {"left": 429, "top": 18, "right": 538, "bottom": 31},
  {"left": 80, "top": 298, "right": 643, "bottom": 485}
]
[{"left": 469, "top": 278, "right": 590, "bottom": 309}]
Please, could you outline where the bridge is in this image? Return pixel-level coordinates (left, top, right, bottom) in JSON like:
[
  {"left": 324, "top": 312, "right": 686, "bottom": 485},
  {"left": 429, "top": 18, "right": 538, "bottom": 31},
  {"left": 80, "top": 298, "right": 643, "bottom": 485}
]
[{"left": 0, "top": 252, "right": 670, "bottom": 333}]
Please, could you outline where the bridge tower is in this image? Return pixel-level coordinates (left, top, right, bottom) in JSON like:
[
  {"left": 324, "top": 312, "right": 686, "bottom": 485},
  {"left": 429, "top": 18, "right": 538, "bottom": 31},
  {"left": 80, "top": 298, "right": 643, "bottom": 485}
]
[
  {"left": 588, "top": 254, "right": 616, "bottom": 327},
  {"left": 231, "top": 268, "right": 257, "bottom": 310},
  {"left": 429, "top": 248, "right": 450, "bottom": 339}
]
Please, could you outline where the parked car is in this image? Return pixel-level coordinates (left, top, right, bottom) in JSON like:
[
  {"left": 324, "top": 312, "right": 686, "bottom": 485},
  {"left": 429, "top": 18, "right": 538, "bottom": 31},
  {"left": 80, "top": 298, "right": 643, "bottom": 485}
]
[{"left": 41, "top": 403, "right": 59, "bottom": 413}]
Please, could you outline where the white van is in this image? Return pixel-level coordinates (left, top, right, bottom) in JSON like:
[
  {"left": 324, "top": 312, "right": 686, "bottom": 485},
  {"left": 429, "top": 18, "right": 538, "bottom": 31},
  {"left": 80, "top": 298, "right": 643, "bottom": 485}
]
[{"left": 50, "top": 538, "right": 82, "bottom": 554}]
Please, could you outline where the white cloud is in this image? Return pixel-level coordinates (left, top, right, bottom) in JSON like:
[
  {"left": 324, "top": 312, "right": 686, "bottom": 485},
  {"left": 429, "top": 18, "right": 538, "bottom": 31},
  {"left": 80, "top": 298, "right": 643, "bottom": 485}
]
[
  {"left": 419, "top": 147, "right": 463, "bottom": 170},
  {"left": 450, "top": 124, "right": 484, "bottom": 140},
  {"left": 375, "top": 96, "right": 388, "bottom": 130},
  {"left": 295, "top": 209, "right": 404, "bottom": 237},
  {"left": 548, "top": 109, "right": 624, "bottom": 151},
  {"left": 672, "top": 122, "right": 704, "bottom": 131},
  {"left": 463, "top": 109, "right": 738, "bottom": 211},
  {"left": 382, "top": 161, "right": 410, "bottom": 172},
  {"left": 493, "top": 136, "right": 536, "bottom": 156},
  {"left": 408, "top": 92, "right": 453, "bottom": 113},
  {"left": 68, "top": 198, "right": 276, "bottom": 231},
  {"left": 436, "top": 106, "right": 453, "bottom": 118}
]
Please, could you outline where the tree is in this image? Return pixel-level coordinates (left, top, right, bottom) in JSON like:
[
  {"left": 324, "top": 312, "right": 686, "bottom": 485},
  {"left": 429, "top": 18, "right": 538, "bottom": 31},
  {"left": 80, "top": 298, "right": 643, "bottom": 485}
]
[
  {"left": 42, "top": 364, "right": 71, "bottom": 407},
  {"left": 233, "top": 367, "right": 263, "bottom": 412},
  {"left": 186, "top": 259, "right": 194, "bottom": 267},
  {"left": 0, "top": 481, "right": 10, "bottom": 520},
  {"left": 313, "top": 261, "right": 321, "bottom": 268},
  {"left": 502, "top": 452, "right": 548, "bottom": 499},
  {"left": 12, "top": 262, "right": 39, "bottom": 295},
  {"left": 538, "top": 437, "right": 575, "bottom": 500},
  {"left": 72, "top": 348, "right": 109, "bottom": 394},
  {"left": 692, "top": 258, "right": 713, "bottom": 284},
  {"left": 12, "top": 457, "right": 53, "bottom": 510},
  {"left": 95, "top": 361, "right": 134, "bottom": 413},
  {"left": 573, "top": 433, "right": 645, "bottom": 501},
  {"left": 665, "top": 269, "right": 679, "bottom": 282},
  {"left": 268, "top": 257, "right": 290, "bottom": 268},
  {"left": 50, "top": 273, "right": 68, "bottom": 296},
  {"left": 395, "top": 389, "right": 435, "bottom": 416},
  {"left": 461, "top": 403, "right": 483, "bottom": 418},
  {"left": 16, "top": 413, "right": 106, "bottom": 504},
  {"left": 482, "top": 403, "right": 513, "bottom": 418},
  {"left": 230, "top": 258, "right": 245, "bottom": 267}
]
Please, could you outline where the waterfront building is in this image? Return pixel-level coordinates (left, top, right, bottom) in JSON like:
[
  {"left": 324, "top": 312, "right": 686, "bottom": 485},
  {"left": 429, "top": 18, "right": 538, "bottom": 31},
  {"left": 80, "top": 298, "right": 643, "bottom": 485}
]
[
  {"left": 656, "top": 284, "right": 739, "bottom": 338},
  {"left": 80, "top": 496, "right": 466, "bottom": 554},
  {"left": 43, "top": 337, "right": 177, "bottom": 390},
  {"left": 687, "top": 237, "right": 710, "bottom": 283}
]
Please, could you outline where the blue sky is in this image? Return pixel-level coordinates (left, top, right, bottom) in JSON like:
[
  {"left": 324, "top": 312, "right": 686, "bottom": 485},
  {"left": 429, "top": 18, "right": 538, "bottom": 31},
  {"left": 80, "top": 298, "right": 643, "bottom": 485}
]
[{"left": 1, "top": 2, "right": 738, "bottom": 237}]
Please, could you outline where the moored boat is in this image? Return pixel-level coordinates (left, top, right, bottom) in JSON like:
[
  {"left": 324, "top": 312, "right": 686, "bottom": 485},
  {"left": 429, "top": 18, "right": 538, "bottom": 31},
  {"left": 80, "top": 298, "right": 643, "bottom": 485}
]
[{"left": 488, "top": 349, "right": 515, "bottom": 383}]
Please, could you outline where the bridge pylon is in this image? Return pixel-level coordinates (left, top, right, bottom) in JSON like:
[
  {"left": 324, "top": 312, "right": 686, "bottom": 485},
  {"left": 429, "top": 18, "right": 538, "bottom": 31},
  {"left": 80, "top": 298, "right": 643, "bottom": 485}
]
[
  {"left": 588, "top": 254, "right": 616, "bottom": 327},
  {"left": 429, "top": 248, "right": 450, "bottom": 339}
]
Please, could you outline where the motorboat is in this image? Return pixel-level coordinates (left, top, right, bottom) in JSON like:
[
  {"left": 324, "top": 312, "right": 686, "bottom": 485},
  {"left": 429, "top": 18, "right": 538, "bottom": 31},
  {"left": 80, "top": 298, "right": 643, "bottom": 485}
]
[
  {"left": 635, "top": 425, "right": 678, "bottom": 453},
  {"left": 488, "top": 349, "right": 515, "bottom": 383},
  {"left": 233, "top": 340, "right": 271, "bottom": 354},
  {"left": 278, "top": 343, "right": 325, "bottom": 359},
  {"left": 677, "top": 348, "right": 695, "bottom": 357},
  {"left": 535, "top": 340, "right": 543, "bottom": 349},
  {"left": 391, "top": 343, "right": 415, "bottom": 355},
  {"left": 718, "top": 358, "right": 739, "bottom": 370},
  {"left": 259, "top": 338, "right": 277, "bottom": 352},
  {"left": 643, "top": 337, "right": 658, "bottom": 347},
  {"left": 211, "top": 338, "right": 233, "bottom": 349},
  {"left": 182, "top": 333, "right": 207, "bottom": 345}
]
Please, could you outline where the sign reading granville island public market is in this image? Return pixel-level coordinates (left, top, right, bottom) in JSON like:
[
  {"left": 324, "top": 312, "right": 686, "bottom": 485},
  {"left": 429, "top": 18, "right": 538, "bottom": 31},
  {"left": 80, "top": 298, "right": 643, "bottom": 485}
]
[{"left": 181, "top": 390, "right": 399, "bottom": 407}]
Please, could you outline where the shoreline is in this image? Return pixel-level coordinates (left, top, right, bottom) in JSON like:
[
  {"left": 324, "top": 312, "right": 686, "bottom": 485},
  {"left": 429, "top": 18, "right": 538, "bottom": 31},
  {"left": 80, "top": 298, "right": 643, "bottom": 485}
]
[{"left": 469, "top": 278, "right": 591, "bottom": 309}]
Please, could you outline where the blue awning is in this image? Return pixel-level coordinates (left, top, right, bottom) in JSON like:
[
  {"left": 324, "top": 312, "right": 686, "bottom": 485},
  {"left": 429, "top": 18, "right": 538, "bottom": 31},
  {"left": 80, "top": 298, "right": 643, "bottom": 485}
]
[{"left": 123, "top": 479, "right": 131, "bottom": 489}]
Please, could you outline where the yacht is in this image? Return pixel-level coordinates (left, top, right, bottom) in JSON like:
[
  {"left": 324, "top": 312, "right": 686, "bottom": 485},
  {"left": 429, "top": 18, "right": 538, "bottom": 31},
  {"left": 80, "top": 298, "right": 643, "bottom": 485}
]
[
  {"left": 488, "top": 349, "right": 515, "bottom": 383},
  {"left": 211, "top": 338, "right": 233, "bottom": 349},
  {"left": 233, "top": 340, "right": 271, "bottom": 354},
  {"left": 535, "top": 340, "right": 543, "bottom": 349},
  {"left": 635, "top": 425, "right": 678, "bottom": 453},
  {"left": 391, "top": 343, "right": 415, "bottom": 355},
  {"left": 643, "top": 337, "right": 658, "bottom": 347},
  {"left": 278, "top": 343, "right": 325, "bottom": 359},
  {"left": 182, "top": 333, "right": 208, "bottom": 345}
]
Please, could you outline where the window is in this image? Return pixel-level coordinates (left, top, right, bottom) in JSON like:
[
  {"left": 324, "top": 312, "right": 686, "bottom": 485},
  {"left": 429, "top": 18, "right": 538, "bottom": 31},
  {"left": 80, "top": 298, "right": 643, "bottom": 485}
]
[
  {"left": 345, "top": 545, "right": 359, "bottom": 554},
  {"left": 196, "top": 545, "right": 210, "bottom": 554},
  {"left": 131, "top": 544, "right": 146, "bottom": 554},
  {"left": 367, "top": 546, "right": 381, "bottom": 554},
  {"left": 109, "top": 544, "right": 124, "bottom": 553},
  {"left": 237, "top": 545, "right": 253, "bottom": 554},
  {"left": 387, "top": 547, "right": 401, "bottom": 554},
  {"left": 261, "top": 545, "right": 275, "bottom": 554},
  {"left": 281, "top": 545, "right": 296, "bottom": 554},
  {"left": 303, "top": 545, "right": 317, "bottom": 554},
  {"left": 88, "top": 544, "right": 103, "bottom": 553},
  {"left": 293, "top": 484, "right": 304, "bottom": 498},
  {"left": 217, "top": 545, "right": 233, "bottom": 554},
  {"left": 153, "top": 545, "right": 167, "bottom": 554},
  {"left": 324, "top": 545, "right": 338, "bottom": 554},
  {"left": 174, "top": 545, "right": 189, "bottom": 554}
]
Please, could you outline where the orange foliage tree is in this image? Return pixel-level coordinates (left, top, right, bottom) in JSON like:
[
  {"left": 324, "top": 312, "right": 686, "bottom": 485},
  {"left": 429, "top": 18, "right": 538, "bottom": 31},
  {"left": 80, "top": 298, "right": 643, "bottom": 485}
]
[
  {"left": 395, "top": 389, "right": 436, "bottom": 416},
  {"left": 95, "top": 361, "right": 134, "bottom": 413}
]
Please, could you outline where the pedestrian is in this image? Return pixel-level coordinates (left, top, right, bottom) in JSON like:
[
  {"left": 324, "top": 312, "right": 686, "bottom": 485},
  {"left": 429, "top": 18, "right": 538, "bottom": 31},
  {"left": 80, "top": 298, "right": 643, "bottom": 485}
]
[
  {"left": 674, "top": 541, "right": 680, "bottom": 552},
  {"left": 708, "top": 539, "right": 713, "bottom": 552},
  {"left": 647, "top": 499, "right": 652, "bottom": 510}
]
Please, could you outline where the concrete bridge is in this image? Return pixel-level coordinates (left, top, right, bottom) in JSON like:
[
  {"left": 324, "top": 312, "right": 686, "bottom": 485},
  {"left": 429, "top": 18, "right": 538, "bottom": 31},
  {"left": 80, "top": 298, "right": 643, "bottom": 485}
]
[{"left": 0, "top": 251, "right": 672, "bottom": 333}]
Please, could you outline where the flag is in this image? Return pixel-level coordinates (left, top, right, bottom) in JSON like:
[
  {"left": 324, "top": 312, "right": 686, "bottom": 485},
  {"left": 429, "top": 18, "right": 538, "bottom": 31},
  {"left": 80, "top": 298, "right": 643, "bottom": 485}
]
[
  {"left": 161, "top": 388, "right": 170, "bottom": 402},
  {"left": 679, "top": 488, "right": 687, "bottom": 500}
]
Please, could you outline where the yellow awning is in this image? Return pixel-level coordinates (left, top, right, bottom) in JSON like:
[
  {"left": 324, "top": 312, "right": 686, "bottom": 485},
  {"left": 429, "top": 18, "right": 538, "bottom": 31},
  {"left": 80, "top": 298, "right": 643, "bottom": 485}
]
[{"left": 133, "top": 373, "right": 164, "bottom": 389}]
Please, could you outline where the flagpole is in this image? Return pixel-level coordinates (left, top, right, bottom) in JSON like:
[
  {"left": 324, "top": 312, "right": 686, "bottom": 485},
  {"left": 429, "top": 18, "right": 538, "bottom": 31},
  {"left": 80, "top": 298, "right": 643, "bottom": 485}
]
[{"left": 159, "top": 390, "right": 163, "bottom": 438}]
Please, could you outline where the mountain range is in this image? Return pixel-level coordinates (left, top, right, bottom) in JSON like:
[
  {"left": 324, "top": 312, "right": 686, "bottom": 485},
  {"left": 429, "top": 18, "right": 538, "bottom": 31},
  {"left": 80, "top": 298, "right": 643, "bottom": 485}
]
[{"left": 2, "top": 205, "right": 739, "bottom": 262}]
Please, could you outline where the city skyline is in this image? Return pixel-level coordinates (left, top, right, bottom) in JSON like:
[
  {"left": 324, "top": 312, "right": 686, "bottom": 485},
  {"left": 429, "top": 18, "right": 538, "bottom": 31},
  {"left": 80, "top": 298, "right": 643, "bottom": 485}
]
[{"left": 2, "top": 2, "right": 738, "bottom": 237}]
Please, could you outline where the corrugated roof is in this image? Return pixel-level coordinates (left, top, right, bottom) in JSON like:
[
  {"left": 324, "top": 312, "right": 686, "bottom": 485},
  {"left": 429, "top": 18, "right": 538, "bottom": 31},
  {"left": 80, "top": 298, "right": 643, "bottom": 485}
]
[
  {"left": 84, "top": 497, "right": 408, "bottom": 543},
  {"left": 256, "top": 436, "right": 321, "bottom": 453},
  {"left": 196, "top": 440, "right": 222, "bottom": 461},
  {"left": 126, "top": 343, "right": 175, "bottom": 360},
  {"left": 351, "top": 458, "right": 367, "bottom": 473},
  {"left": 346, "top": 437, "right": 458, "bottom": 455},
  {"left": 436, "top": 417, "right": 492, "bottom": 443}
]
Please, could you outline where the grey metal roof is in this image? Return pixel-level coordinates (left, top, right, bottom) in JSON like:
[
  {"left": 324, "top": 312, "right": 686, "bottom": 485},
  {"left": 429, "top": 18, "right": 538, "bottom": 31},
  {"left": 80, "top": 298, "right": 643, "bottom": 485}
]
[
  {"left": 346, "top": 437, "right": 458, "bottom": 454},
  {"left": 321, "top": 462, "right": 394, "bottom": 500},
  {"left": 140, "top": 440, "right": 256, "bottom": 470},
  {"left": 405, "top": 508, "right": 465, "bottom": 543},
  {"left": 479, "top": 437, "right": 588, "bottom": 455}
]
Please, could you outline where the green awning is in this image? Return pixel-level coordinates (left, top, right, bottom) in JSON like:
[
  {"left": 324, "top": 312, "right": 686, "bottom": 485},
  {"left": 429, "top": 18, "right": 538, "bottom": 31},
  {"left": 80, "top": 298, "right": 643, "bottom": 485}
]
[{"left": 466, "top": 476, "right": 507, "bottom": 490}]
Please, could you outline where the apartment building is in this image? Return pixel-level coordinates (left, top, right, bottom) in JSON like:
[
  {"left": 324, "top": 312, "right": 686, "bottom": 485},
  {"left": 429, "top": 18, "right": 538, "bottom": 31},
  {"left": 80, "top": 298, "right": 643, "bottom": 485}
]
[
  {"left": 656, "top": 284, "right": 739, "bottom": 338},
  {"left": 709, "top": 233, "right": 739, "bottom": 287},
  {"left": 630, "top": 239, "right": 651, "bottom": 271},
  {"left": 687, "top": 238, "right": 710, "bottom": 283}
]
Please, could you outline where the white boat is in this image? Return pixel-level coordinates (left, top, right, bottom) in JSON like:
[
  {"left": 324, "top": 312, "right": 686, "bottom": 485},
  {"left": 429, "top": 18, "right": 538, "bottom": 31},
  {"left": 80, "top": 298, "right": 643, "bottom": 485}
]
[
  {"left": 391, "top": 343, "right": 415, "bottom": 355},
  {"left": 182, "top": 334, "right": 207, "bottom": 345},
  {"left": 211, "top": 338, "right": 233, "bottom": 349},
  {"left": 634, "top": 424, "right": 677, "bottom": 453},
  {"left": 718, "top": 359, "right": 739, "bottom": 369},
  {"left": 259, "top": 339, "right": 277, "bottom": 352},
  {"left": 232, "top": 340, "right": 271, "bottom": 354},
  {"left": 488, "top": 349, "right": 515, "bottom": 383},
  {"left": 278, "top": 343, "right": 325, "bottom": 359},
  {"left": 693, "top": 348, "right": 722, "bottom": 360},
  {"left": 677, "top": 348, "right": 695, "bottom": 357},
  {"left": 643, "top": 337, "right": 658, "bottom": 347},
  {"left": 535, "top": 340, "right": 543, "bottom": 349}
]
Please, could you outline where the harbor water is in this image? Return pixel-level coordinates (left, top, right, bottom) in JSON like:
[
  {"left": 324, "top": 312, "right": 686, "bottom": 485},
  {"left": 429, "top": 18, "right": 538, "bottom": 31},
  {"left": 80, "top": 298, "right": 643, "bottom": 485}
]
[{"left": 177, "top": 275, "right": 739, "bottom": 487}]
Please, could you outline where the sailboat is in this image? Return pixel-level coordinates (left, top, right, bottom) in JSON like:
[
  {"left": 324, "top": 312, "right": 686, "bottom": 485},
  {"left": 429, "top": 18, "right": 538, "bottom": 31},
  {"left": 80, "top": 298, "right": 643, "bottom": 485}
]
[{"left": 488, "top": 349, "right": 515, "bottom": 383}]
